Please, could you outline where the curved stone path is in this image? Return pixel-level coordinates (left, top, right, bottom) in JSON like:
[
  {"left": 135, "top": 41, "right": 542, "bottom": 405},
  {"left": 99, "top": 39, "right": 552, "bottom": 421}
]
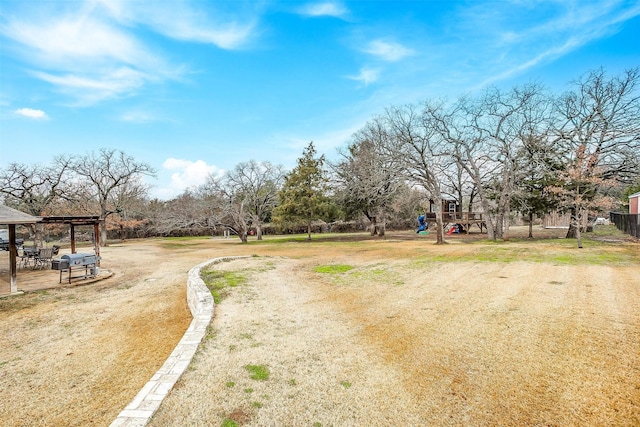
[{"left": 110, "top": 256, "right": 247, "bottom": 427}]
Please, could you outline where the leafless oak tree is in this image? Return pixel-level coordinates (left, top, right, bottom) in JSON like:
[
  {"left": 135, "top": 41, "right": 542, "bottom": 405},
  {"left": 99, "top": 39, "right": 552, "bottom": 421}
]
[
  {"left": 333, "top": 118, "right": 403, "bottom": 237},
  {"left": 426, "top": 84, "right": 549, "bottom": 240},
  {"left": 201, "top": 160, "right": 284, "bottom": 243},
  {"left": 0, "top": 157, "right": 73, "bottom": 246},
  {"left": 224, "top": 160, "right": 284, "bottom": 240},
  {"left": 71, "top": 148, "right": 155, "bottom": 246},
  {"left": 385, "top": 103, "right": 449, "bottom": 244},
  {"left": 552, "top": 68, "right": 640, "bottom": 247}
]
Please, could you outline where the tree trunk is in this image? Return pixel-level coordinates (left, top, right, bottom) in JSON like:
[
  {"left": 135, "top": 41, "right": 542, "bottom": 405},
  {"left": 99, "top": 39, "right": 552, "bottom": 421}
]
[
  {"left": 576, "top": 210, "right": 583, "bottom": 249},
  {"left": 576, "top": 225, "right": 583, "bottom": 248},
  {"left": 255, "top": 219, "right": 263, "bottom": 241},
  {"left": 29, "top": 224, "right": 44, "bottom": 249},
  {"left": 566, "top": 209, "right": 584, "bottom": 248},
  {"left": 433, "top": 196, "right": 445, "bottom": 245},
  {"left": 479, "top": 196, "right": 496, "bottom": 240},
  {"left": 100, "top": 200, "right": 109, "bottom": 247},
  {"left": 100, "top": 218, "right": 108, "bottom": 247},
  {"left": 495, "top": 213, "right": 504, "bottom": 239},
  {"left": 566, "top": 208, "right": 577, "bottom": 238},
  {"left": 378, "top": 208, "right": 386, "bottom": 238},
  {"left": 503, "top": 199, "right": 511, "bottom": 241},
  {"left": 369, "top": 216, "right": 378, "bottom": 236},
  {"left": 528, "top": 212, "right": 534, "bottom": 239},
  {"left": 307, "top": 222, "right": 312, "bottom": 240},
  {"left": 239, "top": 231, "right": 248, "bottom": 243}
]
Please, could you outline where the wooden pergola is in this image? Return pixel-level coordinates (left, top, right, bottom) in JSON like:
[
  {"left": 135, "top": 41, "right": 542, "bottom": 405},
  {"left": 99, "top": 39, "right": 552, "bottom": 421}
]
[
  {"left": 39, "top": 215, "right": 101, "bottom": 257},
  {"left": 1, "top": 205, "right": 101, "bottom": 295},
  {"left": 0, "top": 205, "right": 41, "bottom": 294}
]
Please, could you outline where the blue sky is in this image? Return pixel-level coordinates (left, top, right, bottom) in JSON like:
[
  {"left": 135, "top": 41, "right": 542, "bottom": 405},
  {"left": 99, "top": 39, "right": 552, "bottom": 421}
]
[{"left": 1, "top": 0, "right": 639, "bottom": 199}]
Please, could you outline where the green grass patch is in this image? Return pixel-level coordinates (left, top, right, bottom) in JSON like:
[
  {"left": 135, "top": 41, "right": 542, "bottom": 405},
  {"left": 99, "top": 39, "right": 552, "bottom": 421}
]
[
  {"left": 159, "top": 236, "right": 210, "bottom": 249},
  {"left": 314, "top": 264, "right": 354, "bottom": 274},
  {"left": 201, "top": 270, "right": 247, "bottom": 304},
  {"left": 413, "top": 239, "right": 638, "bottom": 266},
  {"left": 247, "top": 232, "right": 368, "bottom": 245},
  {"left": 245, "top": 364, "right": 270, "bottom": 381},
  {"left": 249, "top": 235, "right": 312, "bottom": 244},
  {"left": 221, "top": 419, "right": 238, "bottom": 427},
  {"left": 340, "top": 380, "right": 352, "bottom": 388}
]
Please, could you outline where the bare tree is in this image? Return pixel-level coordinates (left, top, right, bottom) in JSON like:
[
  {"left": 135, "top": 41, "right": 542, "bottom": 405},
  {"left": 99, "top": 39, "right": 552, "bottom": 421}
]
[
  {"left": 427, "top": 84, "right": 549, "bottom": 240},
  {"left": 224, "top": 160, "right": 284, "bottom": 240},
  {"left": 198, "top": 177, "right": 249, "bottom": 243},
  {"left": 147, "top": 190, "right": 213, "bottom": 237},
  {"left": 199, "top": 161, "right": 284, "bottom": 243},
  {"left": 552, "top": 67, "right": 640, "bottom": 246},
  {"left": 475, "top": 85, "right": 550, "bottom": 239},
  {"left": 385, "top": 103, "right": 448, "bottom": 244},
  {"left": 0, "top": 157, "right": 73, "bottom": 246},
  {"left": 109, "top": 178, "right": 151, "bottom": 240},
  {"left": 71, "top": 148, "right": 155, "bottom": 246},
  {"left": 333, "top": 118, "right": 403, "bottom": 236}
]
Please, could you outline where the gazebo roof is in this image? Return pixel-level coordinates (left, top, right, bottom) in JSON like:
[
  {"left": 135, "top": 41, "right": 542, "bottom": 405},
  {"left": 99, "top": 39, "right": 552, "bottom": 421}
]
[{"left": 0, "top": 205, "right": 41, "bottom": 225}]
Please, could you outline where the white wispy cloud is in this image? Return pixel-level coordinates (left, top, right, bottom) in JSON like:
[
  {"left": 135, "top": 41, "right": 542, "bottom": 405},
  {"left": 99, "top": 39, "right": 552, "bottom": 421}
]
[
  {"left": 119, "top": 2, "right": 257, "bottom": 49},
  {"left": 32, "top": 67, "right": 151, "bottom": 105},
  {"left": 119, "top": 110, "right": 158, "bottom": 123},
  {"left": 347, "top": 67, "right": 380, "bottom": 86},
  {"left": 456, "top": 0, "right": 640, "bottom": 88},
  {"left": 1, "top": 11, "right": 170, "bottom": 104},
  {"left": 363, "top": 40, "right": 415, "bottom": 62},
  {"left": 162, "top": 158, "right": 222, "bottom": 193},
  {"left": 297, "top": 2, "right": 348, "bottom": 18},
  {"left": 0, "top": 0, "right": 258, "bottom": 105},
  {"left": 15, "top": 108, "right": 49, "bottom": 120},
  {"left": 3, "top": 14, "right": 156, "bottom": 69}
]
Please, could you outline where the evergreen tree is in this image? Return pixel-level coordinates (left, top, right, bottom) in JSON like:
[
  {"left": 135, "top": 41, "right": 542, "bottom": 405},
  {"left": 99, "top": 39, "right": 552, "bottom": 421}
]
[{"left": 273, "top": 142, "right": 332, "bottom": 240}]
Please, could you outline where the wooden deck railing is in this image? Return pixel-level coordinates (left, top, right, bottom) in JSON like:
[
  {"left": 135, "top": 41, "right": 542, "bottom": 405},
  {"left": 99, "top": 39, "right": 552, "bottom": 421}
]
[{"left": 424, "top": 212, "right": 486, "bottom": 233}]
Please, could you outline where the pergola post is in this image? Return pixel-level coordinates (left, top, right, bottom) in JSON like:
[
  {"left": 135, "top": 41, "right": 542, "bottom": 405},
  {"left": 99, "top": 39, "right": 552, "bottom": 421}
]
[
  {"left": 70, "top": 225, "right": 76, "bottom": 254},
  {"left": 93, "top": 222, "right": 100, "bottom": 267},
  {"left": 9, "top": 224, "right": 17, "bottom": 294}
]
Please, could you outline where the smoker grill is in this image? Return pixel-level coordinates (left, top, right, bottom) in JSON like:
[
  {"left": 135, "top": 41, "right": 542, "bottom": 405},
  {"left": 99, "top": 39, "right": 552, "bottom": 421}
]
[{"left": 52, "top": 253, "right": 99, "bottom": 283}]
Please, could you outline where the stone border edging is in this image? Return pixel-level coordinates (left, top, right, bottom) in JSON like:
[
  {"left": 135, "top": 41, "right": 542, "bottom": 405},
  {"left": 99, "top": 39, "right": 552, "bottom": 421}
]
[{"left": 110, "top": 256, "right": 248, "bottom": 427}]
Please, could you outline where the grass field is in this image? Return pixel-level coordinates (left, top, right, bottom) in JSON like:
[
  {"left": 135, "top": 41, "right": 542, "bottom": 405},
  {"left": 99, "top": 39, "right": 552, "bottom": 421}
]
[{"left": 0, "top": 225, "right": 638, "bottom": 426}]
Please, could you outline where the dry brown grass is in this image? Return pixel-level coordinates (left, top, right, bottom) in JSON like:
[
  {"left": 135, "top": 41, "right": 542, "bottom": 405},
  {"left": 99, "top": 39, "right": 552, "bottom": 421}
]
[{"left": 1, "top": 226, "right": 639, "bottom": 426}]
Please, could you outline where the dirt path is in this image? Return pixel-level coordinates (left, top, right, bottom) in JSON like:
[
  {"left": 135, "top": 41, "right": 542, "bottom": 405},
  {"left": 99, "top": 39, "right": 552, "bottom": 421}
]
[
  {"left": 0, "top": 239, "right": 243, "bottom": 427},
  {"left": 1, "top": 230, "right": 639, "bottom": 426},
  {"left": 152, "top": 241, "right": 640, "bottom": 426}
]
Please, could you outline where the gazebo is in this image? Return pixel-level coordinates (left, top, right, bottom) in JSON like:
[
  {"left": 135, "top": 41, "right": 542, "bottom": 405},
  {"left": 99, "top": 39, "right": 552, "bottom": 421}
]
[
  {"left": 0, "top": 205, "right": 41, "bottom": 294},
  {"left": 1, "top": 205, "right": 102, "bottom": 295}
]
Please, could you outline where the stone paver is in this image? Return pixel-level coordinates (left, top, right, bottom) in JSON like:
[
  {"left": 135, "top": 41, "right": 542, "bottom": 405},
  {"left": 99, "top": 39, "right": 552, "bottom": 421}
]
[{"left": 110, "top": 256, "right": 247, "bottom": 427}]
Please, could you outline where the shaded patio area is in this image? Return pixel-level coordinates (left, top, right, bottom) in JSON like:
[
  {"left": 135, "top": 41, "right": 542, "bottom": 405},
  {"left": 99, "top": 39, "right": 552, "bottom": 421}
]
[
  {"left": 1, "top": 204, "right": 104, "bottom": 296},
  {"left": 0, "top": 250, "right": 113, "bottom": 296}
]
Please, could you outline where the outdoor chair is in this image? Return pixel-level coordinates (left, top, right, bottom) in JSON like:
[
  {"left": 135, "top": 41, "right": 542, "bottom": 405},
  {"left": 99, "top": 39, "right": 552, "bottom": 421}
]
[
  {"left": 33, "top": 247, "right": 54, "bottom": 270},
  {"left": 19, "top": 246, "right": 37, "bottom": 269}
]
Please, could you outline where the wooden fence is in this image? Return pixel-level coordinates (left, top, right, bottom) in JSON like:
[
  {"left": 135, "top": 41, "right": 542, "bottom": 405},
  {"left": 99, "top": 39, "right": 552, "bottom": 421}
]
[{"left": 610, "top": 212, "right": 640, "bottom": 238}]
